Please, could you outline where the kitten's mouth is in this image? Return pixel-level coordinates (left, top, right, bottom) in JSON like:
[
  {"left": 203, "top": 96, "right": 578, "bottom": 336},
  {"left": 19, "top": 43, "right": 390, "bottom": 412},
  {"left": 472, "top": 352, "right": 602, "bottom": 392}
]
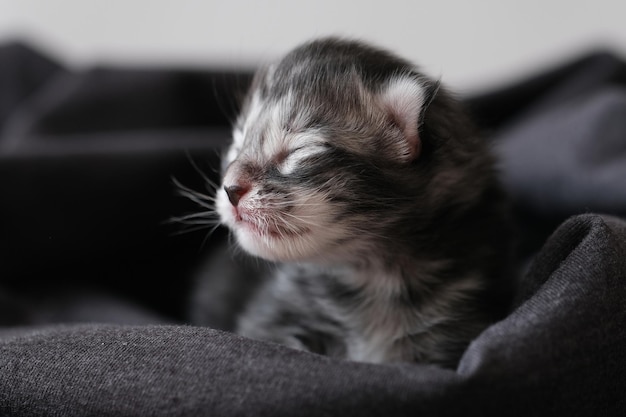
[{"left": 236, "top": 215, "right": 309, "bottom": 239}]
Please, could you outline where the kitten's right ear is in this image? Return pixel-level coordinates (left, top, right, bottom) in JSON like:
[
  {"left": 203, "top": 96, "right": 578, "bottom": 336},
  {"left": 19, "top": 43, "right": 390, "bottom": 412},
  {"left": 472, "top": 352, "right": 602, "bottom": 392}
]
[{"left": 378, "top": 76, "right": 434, "bottom": 162}]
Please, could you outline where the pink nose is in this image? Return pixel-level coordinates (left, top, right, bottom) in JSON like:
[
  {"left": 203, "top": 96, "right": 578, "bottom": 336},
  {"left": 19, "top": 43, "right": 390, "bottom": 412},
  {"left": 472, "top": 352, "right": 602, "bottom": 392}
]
[{"left": 224, "top": 185, "right": 248, "bottom": 206}]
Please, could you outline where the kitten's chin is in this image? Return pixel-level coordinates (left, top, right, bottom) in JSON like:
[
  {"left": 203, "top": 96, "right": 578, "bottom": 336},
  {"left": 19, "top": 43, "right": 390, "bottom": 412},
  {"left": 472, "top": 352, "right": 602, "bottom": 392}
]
[{"left": 234, "top": 225, "right": 311, "bottom": 262}]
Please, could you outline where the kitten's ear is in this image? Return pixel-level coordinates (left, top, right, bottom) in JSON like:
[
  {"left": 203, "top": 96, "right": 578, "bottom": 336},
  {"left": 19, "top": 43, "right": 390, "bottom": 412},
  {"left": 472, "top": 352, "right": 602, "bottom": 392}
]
[{"left": 378, "top": 76, "right": 430, "bottom": 162}]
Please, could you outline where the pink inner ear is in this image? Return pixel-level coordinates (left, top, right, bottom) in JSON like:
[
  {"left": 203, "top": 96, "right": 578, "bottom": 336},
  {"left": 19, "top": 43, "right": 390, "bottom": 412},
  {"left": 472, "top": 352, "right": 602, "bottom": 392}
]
[
  {"left": 381, "top": 77, "right": 426, "bottom": 161},
  {"left": 388, "top": 108, "right": 421, "bottom": 160}
]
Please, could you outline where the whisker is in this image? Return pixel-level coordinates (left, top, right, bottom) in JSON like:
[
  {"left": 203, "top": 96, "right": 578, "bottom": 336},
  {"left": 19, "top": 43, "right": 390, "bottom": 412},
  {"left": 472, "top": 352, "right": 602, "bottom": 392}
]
[
  {"left": 172, "top": 219, "right": 221, "bottom": 227},
  {"left": 277, "top": 211, "right": 328, "bottom": 228},
  {"left": 170, "top": 211, "right": 219, "bottom": 223},
  {"left": 199, "top": 223, "right": 222, "bottom": 250},
  {"left": 170, "top": 224, "right": 219, "bottom": 236},
  {"left": 169, "top": 173, "right": 223, "bottom": 245},
  {"left": 185, "top": 150, "right": 220, "bottom": 191},
  {"left": 172, "top": 178, "right": 216, "bottom": 202},
  {"left": 262, "top": 201, "right": 326, "bottom": 208},
  {"left": 278, "top": 210, "right": 394, "bottom": 242},
  {"left": 176, "top": 191, "right": 215, "bottom": 210}
]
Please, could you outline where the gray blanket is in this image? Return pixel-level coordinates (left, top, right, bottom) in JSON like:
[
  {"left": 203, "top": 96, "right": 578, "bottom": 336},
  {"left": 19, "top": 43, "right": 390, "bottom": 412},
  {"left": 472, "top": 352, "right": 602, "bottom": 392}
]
[{"left": 1, "top": 43, "right": 625, "bottom": 416}]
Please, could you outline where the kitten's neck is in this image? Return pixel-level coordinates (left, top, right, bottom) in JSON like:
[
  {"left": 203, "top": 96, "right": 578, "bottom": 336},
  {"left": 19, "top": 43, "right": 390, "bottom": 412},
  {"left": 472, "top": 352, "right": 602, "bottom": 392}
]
[
  {"left": 315, "top": 246, "right": 434, "bottom": 284},
  {"left": 298, "top": 250, "right": 481, "bottom": 364}
]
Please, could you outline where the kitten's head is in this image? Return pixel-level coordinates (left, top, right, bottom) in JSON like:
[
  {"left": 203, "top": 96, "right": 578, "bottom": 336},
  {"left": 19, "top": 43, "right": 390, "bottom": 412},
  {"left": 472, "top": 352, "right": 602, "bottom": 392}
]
[{"left": 216, "top": 38, "right": 482, "bottom": 263}]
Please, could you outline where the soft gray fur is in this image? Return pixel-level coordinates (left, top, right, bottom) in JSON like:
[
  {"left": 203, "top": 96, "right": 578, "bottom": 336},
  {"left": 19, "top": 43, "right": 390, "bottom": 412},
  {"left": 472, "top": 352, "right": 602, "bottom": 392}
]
[{"left": 211, "top": 38, "right": 512, "bottom": 366}]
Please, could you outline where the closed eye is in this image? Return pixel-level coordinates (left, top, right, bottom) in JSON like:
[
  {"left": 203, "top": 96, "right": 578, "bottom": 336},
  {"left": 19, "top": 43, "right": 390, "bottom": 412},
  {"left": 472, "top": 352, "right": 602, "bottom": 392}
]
[{"left": 279, "top": 144, "right": 328, "bottom": 175}]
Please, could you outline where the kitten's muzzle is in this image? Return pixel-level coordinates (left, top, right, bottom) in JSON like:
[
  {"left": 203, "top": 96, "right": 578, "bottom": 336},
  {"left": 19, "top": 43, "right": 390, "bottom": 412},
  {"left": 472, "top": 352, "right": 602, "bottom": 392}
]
[{"left": 224, "top": 185, "right": 249, "bottom": 207}]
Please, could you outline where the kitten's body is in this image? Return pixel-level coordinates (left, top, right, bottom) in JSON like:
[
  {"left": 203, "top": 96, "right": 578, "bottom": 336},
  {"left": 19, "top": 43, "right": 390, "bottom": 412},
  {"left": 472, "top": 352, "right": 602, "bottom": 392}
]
[{"left": 214, "top": 38, "right": 512, "bottom": 366}]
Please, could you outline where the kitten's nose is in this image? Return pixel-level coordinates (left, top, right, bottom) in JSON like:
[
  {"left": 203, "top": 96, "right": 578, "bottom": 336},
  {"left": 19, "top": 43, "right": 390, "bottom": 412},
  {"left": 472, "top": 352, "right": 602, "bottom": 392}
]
[{"left": 224, "top": 185, "right": 248, "bottom": 207}]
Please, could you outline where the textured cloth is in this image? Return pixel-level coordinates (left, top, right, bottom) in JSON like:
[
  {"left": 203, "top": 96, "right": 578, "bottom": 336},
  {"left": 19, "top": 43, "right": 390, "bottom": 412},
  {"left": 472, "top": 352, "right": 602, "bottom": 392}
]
[{"left": 1, "top": 43, "right": 625, "bottom": 416}]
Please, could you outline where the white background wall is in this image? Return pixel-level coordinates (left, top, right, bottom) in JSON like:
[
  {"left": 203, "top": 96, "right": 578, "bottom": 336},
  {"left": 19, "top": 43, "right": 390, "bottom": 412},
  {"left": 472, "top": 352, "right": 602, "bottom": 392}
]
[{"left": 0, "top": 0, "right": 624, "bottom": 92}]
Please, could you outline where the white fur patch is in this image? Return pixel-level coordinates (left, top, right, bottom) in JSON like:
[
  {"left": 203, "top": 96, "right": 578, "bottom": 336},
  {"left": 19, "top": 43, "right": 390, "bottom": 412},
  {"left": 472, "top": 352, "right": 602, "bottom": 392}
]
[
  {"left": 225, "top": 129, "right": 244, "bottom": 164},
  {"left": 279, "top": 142, "right": 328, "bottom": 175},
  {"left": 243, "top": 91, "right": 264, "bottom": 134}
]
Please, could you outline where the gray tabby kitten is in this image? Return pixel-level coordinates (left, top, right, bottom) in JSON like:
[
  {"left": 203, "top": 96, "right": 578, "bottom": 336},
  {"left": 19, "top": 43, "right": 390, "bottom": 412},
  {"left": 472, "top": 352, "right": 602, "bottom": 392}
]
[{"left": 214, "top": 38, "right": 512, "bottom": 366}]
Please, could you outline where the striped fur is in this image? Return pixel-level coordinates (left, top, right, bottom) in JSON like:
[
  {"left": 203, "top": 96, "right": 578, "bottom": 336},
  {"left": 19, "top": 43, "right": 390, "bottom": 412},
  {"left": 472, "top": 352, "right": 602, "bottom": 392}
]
[{"left": 215, "top": 38, "right": 512, "bottom": 365}]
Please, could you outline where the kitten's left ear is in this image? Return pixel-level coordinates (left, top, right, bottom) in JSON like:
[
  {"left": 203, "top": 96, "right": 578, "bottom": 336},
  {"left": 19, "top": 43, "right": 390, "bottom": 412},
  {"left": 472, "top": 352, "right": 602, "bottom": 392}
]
[{"left": 378, "top": 76, "right": 431, "bottom": 162}]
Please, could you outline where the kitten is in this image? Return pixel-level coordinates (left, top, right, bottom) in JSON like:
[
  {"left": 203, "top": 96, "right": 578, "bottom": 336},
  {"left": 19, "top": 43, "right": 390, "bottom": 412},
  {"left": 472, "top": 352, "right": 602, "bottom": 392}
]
[{"left": 214, "top": 38, "right": 512, "bottom": 366}]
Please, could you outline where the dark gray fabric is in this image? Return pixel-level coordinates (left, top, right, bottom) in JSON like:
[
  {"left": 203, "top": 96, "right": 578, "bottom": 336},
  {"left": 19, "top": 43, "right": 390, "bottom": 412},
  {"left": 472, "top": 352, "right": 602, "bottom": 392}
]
[
  {"left": 1, "top": 215, "right": 625, "bottom": 416},
  {"left": 1, "top": 43, "right": 625, "bottom": 416}
]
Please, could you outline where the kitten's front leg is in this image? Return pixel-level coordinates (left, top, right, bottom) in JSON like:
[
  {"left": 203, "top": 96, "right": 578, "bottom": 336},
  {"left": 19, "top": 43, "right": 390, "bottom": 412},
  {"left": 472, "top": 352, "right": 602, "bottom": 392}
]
[
  {"left": 236, "top": 274, "right": 344, "bottom": 356},
  {"left": 236, "top": 278, "right": 314, "bottom": 352}
]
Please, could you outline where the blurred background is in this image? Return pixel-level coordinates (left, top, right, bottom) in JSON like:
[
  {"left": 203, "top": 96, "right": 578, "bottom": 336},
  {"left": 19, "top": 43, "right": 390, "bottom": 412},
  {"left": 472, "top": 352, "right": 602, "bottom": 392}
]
[{"left": 1, "top": 0, "right": 625, "bottom": 93}]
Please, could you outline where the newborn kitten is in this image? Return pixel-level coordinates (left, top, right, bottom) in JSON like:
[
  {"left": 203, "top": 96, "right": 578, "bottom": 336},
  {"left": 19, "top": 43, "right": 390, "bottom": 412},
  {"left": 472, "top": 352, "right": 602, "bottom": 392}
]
[{"left": 214, "top": 38, "right": 512, "bottom": 366}]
